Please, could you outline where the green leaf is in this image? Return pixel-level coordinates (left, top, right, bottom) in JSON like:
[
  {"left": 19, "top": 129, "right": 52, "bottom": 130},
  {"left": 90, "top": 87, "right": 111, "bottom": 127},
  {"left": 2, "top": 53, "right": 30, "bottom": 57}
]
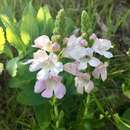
[
  {"left": 123, "top": 108, "right": 130, "bottom": 122},
  {"left": 37, "top": 5, "right": 54, "bottom": 36},
  {"left": 6, "top": 57, "right": 19, "bottom": 77},
  {"left": 8, "top": 63, "right": 35, "bottom": 89},
  {"left": 17, "top": 85, "right": 46, "bottom": 106},
  {"left": 1, "top": 15, "right": 26, "bottom": 56},
  {"left": 20, "top": 2, "right": 39, "bottom": 46},
  {"left": 34, "top": 103, "right": 51, "bottom": 129}
]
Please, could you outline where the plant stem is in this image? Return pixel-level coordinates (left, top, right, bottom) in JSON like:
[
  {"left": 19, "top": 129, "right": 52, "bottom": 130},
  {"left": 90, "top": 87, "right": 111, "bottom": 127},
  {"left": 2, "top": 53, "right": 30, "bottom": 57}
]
[
  {"left": 84, "top": 94, "right": 91, "bottom": 118},
  {"left": 93, "top": 93, "right": 105, "bottom": 114}
]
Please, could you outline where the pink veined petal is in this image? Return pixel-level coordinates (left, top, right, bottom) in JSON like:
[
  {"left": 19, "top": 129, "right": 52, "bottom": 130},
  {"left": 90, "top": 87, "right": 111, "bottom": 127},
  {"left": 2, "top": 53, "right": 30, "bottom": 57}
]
[
  {"left": 88, "top": 57, "right": 101, "bottom": 67},
  {"left": 33, "top": 50, "right": 48, "bottom": 61},
  {"left": 100, "top": 67, "right": 107, "bottom": 81},
  {"left": 34, "top": 80, "right": 46, "bottom": 93},
  {"left": 41, "top": 87, "right": 53, "bottom": 98},
  {"left": 92, "top": 67, "right": 100, "bottom": 79},
  {"left": 85, "top": 80, "right": 94, "bottom": 94},
  {"left": 64, "top": 62, "right": 78, "bottom": 76},
  {"left": 34, "top": 35, "right": 50, "bottom": 49},
  {"left": 75, "top": 77, "right": 84, "bottom": 94},
  {"left": 54, "top": 82, "right": 66, "bottom": 99}
]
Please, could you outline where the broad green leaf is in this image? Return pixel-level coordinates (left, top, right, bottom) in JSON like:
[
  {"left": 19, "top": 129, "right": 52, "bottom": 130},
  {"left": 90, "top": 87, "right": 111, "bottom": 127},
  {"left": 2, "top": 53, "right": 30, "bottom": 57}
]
[
  {"left": 20, "top": 2, "right": 39, "bottom": 46},
  {"left": 37, "top": 5, "right": 54, "bottom": 36},
  {"left": 1, "top": 15, "right": 26, "bottom": 56},
  {"left": 17, "top": 85, "right": 46, "bottom": 106},
  {"left": 34, "top": 103, "right": 51, "bottom": 129},
  {"left": 8, "top": 63, "right": 35, "bottom": 89},
  {"left": 6, "top": 57, "right": 19, "bottom": 77}
]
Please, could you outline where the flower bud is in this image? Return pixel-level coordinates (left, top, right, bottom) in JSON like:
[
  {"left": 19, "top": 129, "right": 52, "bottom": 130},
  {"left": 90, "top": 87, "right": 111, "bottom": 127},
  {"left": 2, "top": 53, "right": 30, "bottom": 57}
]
[{"left": 51, "top": 42, "right": 60, "bottom": 52}]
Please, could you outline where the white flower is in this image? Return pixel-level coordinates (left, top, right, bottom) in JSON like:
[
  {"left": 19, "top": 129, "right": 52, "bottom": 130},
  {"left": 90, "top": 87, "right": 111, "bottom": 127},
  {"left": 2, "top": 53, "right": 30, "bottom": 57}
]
[
  {"left": 92, "top": 62, "right": 108, "bottom": 81},
  {"left": 91, "top": 33, "right": 113, "bottom": 58},
  {"left": 33, "top": 35, "right": 52, "bottom": 51},
  {"left": 34, "top": 76, "right": 66, "bottom": 99},
  {"left": 78, "top": 48, "right": 101, "bottom": 70},
  {"left": 37, "top": 53, "right": 63, "bottom": 80},
  {"left": 24, "top": 50, "right": 48, "bottom": 72},
  {"left": 75, "top": 76, "right": 94, "bottom": 94},
  {"left": 25, "top": 50, "right": 63, "bottom": 80},
  {"left": 63, "top": 35, "right": 88, "bottom": 60}
]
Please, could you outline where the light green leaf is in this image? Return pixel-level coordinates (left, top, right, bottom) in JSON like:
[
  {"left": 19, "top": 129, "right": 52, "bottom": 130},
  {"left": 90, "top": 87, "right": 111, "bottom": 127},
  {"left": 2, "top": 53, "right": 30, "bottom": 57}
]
[
  {"left": 20, "top": 2, "right": 39, "bottom": 46},
  {"left": 17, "top": 85, "right": 46, "bottom": 106},
  {"left": 6, "top": 57, "right": 19, "bottom": 77},
  {"left": 34, "top": 103, "right": 51, "bottom": 129},
  {"left": 37, "top": 5, "right": 54, "bottom": 36}
]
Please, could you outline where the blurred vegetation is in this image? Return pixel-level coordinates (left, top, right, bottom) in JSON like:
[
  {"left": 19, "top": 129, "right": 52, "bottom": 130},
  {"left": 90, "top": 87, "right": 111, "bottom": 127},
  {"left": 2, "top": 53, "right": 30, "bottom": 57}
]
[{"left": 0, "top": 0, "right": 130, "bottom": 130}]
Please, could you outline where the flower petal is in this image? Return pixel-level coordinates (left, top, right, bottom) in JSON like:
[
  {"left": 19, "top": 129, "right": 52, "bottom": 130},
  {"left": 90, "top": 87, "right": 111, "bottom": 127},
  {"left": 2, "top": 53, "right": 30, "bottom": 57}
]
[
  {"left": 34, "top": 80, "right": 46, "bottom": 93},
  {"left": 54, "top": 82, "right": 66, "bottom": 99},
  {"left": 85, "top": 80, "right": 94, "bottom": 94},
  {"left": 88, "top": 57, "right": 101, "bottom": 67},
  {"left": 100, "top": 67, "right": 107, "bottom": 81},
  {"left": 37, "top": 69, "right": 49, "bottom": 80},
  {"left": 41, "top": 87, "right": 53, "bottom": 98},
  {"left": 102, "top": 51, "right": 113, "bottom": 59}
]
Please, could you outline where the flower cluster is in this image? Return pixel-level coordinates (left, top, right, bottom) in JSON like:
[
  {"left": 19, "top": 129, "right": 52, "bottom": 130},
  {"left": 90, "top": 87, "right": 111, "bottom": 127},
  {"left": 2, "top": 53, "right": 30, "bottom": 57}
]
[
  {"left": 25, "top": 32, "right": 113, "bottom": 99},
  {"left": 25, "top": 35, "right": 66, "bottom": 99}
]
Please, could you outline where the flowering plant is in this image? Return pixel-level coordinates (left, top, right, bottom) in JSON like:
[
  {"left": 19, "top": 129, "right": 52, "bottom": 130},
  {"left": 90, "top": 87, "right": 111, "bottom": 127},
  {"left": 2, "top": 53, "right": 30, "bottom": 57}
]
[{"left": 2, "top": 2, "right": 130, "bottom": 130}]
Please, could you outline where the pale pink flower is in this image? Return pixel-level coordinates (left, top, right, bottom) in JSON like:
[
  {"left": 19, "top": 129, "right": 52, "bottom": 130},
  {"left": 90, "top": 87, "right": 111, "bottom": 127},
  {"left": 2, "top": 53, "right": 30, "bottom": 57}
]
[
  {"left": 78, "top": 48, "right": 101, "bottom": 70},
  {"left": 24, "top": 50, "right": 48, "bottom": 72},
  {"left": 36, "top": 53, "right": 63, "bottom": 80},
  {"left": 34, "top": 76, "right": 66, "bottom": 99},
  {"left": 63, "top": 35, "right": 88, "bottom": 60},
  {"left": 75, "top": 76, "right": 94, "bottom": 94},
  {"left": 33, "top": 35, "right": 52, "bottom": 51},
  {"left": 92, "top": 62, "right": 108, "bottom": 81},
  {"left": 90, "top": 33, "right": 113, "bottom": 58},
  {"left": 64, "top": 62, "right": 90, "bottom": 79},
  {"left": 25, "top": 51, "right": 63, "bottom": 80}
]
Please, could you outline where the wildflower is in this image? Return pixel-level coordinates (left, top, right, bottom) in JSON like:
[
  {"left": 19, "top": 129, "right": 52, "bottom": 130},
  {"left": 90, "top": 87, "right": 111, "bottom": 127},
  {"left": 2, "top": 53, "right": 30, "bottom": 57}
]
[
  {"left": 78, "top": 47, "right": 101, "bottom": 70},
  {"left": 25, "top": 50, "right": 63, "bottom": 80},
  {"left": 34, "top": 76, "right": 66, "bottom": 99},
  {"left": 0, "top": 27, "right": 5, "bottom": 54},
  {"left": 90, "top": 33, "right": 113, "bottom": 58},
  {"left": 92, "top": 62, "right": 108, "bottom": 81},
  {"left": 63, "top": 35, "right": 88, "bottom": 60},
  {"left": 33, "top": 35, "right": 52, "bottom": 51},
  {"left": 24, "top": 50, "right": 48, "bottom": 72},
  {"left": 75, "top": 75, "right": 94, "bottom": 94}
]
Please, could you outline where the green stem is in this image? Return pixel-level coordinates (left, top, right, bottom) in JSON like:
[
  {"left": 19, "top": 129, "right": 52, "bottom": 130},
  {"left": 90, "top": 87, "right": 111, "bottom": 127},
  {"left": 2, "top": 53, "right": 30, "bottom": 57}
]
[
  {"left": 52, "top": 97, "right": 59, "bottom": 129},
  {"left": 93, "top": 93, "right": 105, "bottom": 114},
  {"left": 84, "top": 94, "right": 91, "bottom": 118}
]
